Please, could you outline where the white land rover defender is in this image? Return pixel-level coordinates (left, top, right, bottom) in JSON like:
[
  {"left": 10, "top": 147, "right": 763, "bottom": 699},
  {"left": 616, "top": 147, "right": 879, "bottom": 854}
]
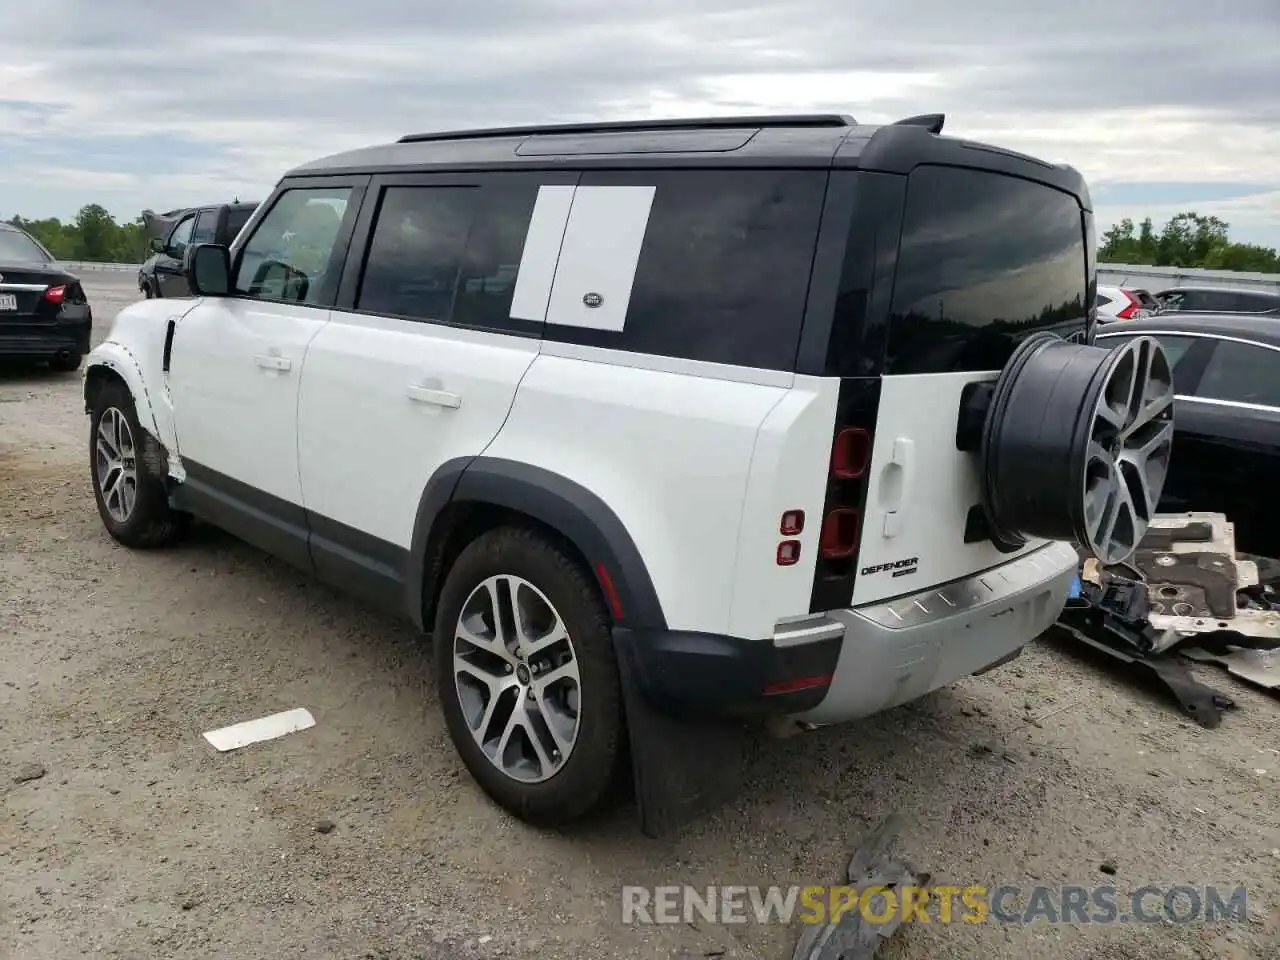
[{"left": 83, "top": 113, "right": 1174, "bottom": 833}]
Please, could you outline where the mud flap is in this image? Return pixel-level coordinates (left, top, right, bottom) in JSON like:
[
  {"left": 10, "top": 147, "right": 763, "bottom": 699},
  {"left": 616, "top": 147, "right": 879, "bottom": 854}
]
[{"left": 614, "top": 641, "right": 757, "bottom": 839}]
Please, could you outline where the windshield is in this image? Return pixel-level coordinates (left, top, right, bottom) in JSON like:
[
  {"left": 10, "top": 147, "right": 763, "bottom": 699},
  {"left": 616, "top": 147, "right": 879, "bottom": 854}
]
[{"left": 0, "top": 228, "right": 53, "bottom": 262}]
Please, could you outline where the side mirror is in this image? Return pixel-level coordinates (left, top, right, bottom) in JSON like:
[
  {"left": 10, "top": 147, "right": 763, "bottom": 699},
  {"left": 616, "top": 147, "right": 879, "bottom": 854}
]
[
  {"left": 186, "top": 243, "right": 231, "bottom": 297},
  {"left": 149, "top": 237, "right": 164, "bottom": 253}
]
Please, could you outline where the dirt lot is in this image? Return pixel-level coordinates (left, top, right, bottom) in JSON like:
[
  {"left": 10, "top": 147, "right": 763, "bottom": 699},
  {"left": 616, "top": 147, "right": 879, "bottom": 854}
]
[{"left": 2, "top": 272, "right": 1278, "bottom": 960}]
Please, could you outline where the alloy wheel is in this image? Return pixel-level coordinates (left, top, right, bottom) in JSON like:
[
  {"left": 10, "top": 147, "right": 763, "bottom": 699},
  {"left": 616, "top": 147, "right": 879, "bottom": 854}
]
[
  {"left": 1081, "top": 336, "right": 1175, "bottom": 564},
  {"left": 452, "top": 575, "right": 582, "bottom": 783},
  {"left": 95, "top": 407, "right": 138, "bottom": 524}
]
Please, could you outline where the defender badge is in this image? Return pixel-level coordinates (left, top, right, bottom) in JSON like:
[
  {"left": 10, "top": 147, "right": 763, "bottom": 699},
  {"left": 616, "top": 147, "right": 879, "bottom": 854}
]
[{"left": 583, "top": 292, "right": 603, "bottom": 308}]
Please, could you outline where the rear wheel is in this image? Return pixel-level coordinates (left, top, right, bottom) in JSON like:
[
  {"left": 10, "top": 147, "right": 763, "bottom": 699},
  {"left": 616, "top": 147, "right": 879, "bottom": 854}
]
[
  {"left": 89, "top": 379, "right": 183, "bottom": 548},
  {"left": 433, "top": 527, "right": 626, "bottom": 827},
  {"left": 141, "top": 282, "right": 154, "bottom": 299}
]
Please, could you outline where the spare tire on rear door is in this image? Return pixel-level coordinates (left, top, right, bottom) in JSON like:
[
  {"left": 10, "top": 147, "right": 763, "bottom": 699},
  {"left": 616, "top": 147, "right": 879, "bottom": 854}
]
[{"left": 975, "top": 332, "right": 1176, "bottom": 565}]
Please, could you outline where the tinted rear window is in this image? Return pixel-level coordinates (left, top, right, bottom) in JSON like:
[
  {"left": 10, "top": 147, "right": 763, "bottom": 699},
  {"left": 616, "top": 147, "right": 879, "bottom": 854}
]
[
  {"left": 885, "top": 166, "right": 1089, "bottom": 374},
  {"left": 0, "top": 228, "right": 52, "bottom": 262},
  {"left": 225, "top": 207, "right": 254, "bottom": 242}
]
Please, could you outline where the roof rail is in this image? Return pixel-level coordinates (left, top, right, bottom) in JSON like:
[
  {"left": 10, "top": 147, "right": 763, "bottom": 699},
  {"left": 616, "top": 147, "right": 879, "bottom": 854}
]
[
  {"left": 398, "top": 114, "right": 855, "bottom": 144},
  {"left": 892, "top": 113, "right": 945, "bottom": 134}
]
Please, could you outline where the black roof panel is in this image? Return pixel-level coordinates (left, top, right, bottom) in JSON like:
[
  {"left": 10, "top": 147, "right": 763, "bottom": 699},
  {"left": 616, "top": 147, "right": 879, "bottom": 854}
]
[{"left": 285, "top": 113, "right": 1090, "bottom": 209}]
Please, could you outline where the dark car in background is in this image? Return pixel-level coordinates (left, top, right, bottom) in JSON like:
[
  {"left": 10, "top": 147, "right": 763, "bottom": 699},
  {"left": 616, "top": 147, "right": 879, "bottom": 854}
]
[
  {"left": 1154, "top": 285, "right": 1280, "bottom": 316},
  {"left": 138, "top": 201, "right": 258, "bottom": 299},
  {"left": 1095, "top": 313, "right": 1280, "bottom": 557},
  {"left": 0, "top": 222, "right": 93, "bottom": 372}
]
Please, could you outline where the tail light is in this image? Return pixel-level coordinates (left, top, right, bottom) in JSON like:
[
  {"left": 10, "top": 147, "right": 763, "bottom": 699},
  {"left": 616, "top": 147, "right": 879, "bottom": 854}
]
[
  {"left": 1115, "top": 289, "right": 1142, "bottom": 320},
  {"left": 42, "top": 285, "right": 67, "bottom": 305},
  {"left": 808, "top": 379, "right": 881, "bottom": 612},
  {"left": 819, "top": 508, "right": 860, "bottom": 560}
]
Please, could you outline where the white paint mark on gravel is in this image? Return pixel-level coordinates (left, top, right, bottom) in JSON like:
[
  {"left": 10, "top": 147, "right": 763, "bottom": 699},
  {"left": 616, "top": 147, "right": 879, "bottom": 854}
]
[{"left": 203, "top": 707, "right": 315, "bottom": 752}]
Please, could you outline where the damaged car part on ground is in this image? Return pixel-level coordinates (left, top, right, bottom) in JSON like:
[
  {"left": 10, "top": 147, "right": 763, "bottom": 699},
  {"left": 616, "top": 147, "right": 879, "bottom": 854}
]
[
  {"left": 82, "top": 112, "right": 1176, "bottom": 837},
  {"left": 1052, "top": 513, "right": 1279, "bottom": 728}
]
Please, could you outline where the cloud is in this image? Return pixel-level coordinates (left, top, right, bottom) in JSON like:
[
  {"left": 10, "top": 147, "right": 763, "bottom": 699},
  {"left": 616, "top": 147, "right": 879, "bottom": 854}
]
[{"left": 2, "top": 0, "right": 1277, "bottom": 248}]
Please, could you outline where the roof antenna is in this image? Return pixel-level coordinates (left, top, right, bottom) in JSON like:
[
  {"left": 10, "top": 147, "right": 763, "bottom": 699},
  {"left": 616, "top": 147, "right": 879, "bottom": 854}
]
[{"left": 893, "top": 113, "right": 945, "bottom": 134}]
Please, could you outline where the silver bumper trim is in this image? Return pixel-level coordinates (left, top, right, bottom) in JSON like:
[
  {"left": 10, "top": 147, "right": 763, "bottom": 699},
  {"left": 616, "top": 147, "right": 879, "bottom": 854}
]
[{"left": 771, "top": 540, "right": 1079, "bottom": 644}]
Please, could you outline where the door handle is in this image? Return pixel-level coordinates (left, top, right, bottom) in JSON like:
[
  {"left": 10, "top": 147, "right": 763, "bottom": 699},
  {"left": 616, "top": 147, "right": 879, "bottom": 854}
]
[
  {"left": 406, "top": 385, "right": 461, "bottom": 409},
  {"left": 881, "top": 437, "right": 915, "bottom": 538},
  {"left": 254, "top": 354, "right": 291, "bottom": 372}
]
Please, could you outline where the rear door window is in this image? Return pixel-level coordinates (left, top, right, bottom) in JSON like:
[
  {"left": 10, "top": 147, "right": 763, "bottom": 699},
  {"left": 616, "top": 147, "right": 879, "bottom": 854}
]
[
  {"left": 191, "top": 210, "right": 218, "bottom": 244},
  {"left": 885, "top": 166, "right": 1089, "bottom": 374},
  {"left": 353, "top": 180, "right": 544, "bottom": 335},
  {"left": 224, "top": 207, "right": 255, "bottom": 244},
  {"left": 1195, "top": 340, "right": 1280, "bottom": 407}
]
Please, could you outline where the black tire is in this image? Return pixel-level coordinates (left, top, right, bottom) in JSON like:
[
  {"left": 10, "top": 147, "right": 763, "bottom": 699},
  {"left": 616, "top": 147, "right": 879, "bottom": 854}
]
[
  {"left": 89, "top": 378, "right": 184, "bottom": 549},
  {"left": 433, "top": 527, "right": 627, "bottom": 827},
  {"left": 142, "top": 283, "right": 154, "bottom": 299},
  {"left": 49, "top": 352, "right": 82, "bottom": 373}
]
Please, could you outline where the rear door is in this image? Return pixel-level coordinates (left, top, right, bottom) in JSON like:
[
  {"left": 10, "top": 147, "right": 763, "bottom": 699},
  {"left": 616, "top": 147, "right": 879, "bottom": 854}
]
[
  {"left": 849, "top": 164, "right": 1092, "bottom": 605},
  {"left": 296, "top": 171, "right": 576, "bottom": 610},
  {"left": 1169, "top": 336, "right": 1280, "bottom": 554}
]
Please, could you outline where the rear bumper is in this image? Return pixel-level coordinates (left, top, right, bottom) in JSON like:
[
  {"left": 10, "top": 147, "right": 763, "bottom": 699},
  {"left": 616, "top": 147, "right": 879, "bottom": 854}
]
[
  {"left": 0, "top": 312, "right": 92, "bottom": 357},
  {"left": 616, "top": 540, "right": 1077, "bottom": 723},
  {"left": 794, "top": 540, "right": 1078, "bottom": 724}
]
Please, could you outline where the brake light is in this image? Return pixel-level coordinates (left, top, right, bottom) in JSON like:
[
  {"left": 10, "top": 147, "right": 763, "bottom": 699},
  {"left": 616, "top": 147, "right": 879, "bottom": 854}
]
[
  {"left": 831, "top": 427, "right": 871, "bottom": 479},
  {"left": 43, "top": 285, "right": 67, "bottom": 304},
  {"left": 807, "top": 379, "right": 881, "bottom": 613},
  {"left": 819, "top": 508, "right": 860, "bottom": 559},
  {"left": 1115, "top": 289, "right": 1142, "bottom": 320}
]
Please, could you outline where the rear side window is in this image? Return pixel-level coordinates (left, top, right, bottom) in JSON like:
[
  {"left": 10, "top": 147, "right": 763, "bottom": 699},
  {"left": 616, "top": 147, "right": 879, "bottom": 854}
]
[
  {"left": 355, "top": 182, "right": 541, "bottom": 334},
  {"left": 1236, "top": 291, "right": 1280, "bottom": 312},
  {"left": 1196, "top": 340, "right": 1280, "bottom": 407},
  {"left": 224, "top": 207, "right": 254, "bottom": 243},
  {"left": 542, "top": 170, "right": 827, "bottom": 370},
  {"left": 191, "top": 210, "right": 218, "bottom": 244},
  {"left": 885, "top": 166, "right": 1089, "bottom": 374}
]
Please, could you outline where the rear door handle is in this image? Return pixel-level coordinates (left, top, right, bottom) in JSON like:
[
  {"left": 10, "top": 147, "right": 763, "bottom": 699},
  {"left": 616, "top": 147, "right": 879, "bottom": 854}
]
[
  {"left": 254, "top": 354, "right": 291, "bottom": 372},
  {"left": 406, "top": 384, "right": 461, "bottom": 409}
]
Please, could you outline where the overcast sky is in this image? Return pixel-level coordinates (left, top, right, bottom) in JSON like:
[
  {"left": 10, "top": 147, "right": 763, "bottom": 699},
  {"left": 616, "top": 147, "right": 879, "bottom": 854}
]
[{"left": 2, "top": 0, "right": 1278, "bottom": 249}]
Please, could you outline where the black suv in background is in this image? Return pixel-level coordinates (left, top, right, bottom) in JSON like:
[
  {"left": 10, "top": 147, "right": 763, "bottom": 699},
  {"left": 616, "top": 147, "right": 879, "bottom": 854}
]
[
  {"left": 138, "top": 201, "right": 258, "bottom": 298},
  {"left": 1155, "top": 285, "right": 1280, "bottom": 315}
]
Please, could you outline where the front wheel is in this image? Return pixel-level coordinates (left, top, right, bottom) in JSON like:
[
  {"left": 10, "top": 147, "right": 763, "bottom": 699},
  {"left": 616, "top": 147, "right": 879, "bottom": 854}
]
[
  {"left": 433, "top": 527, "right": 627, "bottom": 827},
  {"left": 89, "top": 379, "right": 184, "bottom": 548}
]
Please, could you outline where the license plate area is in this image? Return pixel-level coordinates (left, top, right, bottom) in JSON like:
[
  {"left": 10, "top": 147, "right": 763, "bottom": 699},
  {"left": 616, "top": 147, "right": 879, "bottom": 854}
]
[{"left": 0, "top": 294, "right": 17, "bottom": 311}]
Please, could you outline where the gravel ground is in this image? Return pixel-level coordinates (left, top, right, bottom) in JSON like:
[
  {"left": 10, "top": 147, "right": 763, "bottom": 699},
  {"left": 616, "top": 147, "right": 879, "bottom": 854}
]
[{"left": 2, "top": 273, "right": 1278, "bottom": 960}]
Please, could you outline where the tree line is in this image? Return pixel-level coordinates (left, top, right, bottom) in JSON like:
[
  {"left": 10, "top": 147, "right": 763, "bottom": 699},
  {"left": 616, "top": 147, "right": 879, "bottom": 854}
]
[
  {"left": 3, "top": 203, "right": 1279, "bottom": 273},
  {"left": 1098, "top": 212, "right": 1280, "bottom": 273},
  {"left": 4, "top": 204, "right": 152, "bottom": 263}
]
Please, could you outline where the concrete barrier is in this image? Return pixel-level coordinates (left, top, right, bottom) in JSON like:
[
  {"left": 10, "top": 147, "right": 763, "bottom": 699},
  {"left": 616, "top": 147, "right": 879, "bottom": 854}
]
[
  {"left": 1099, "top": 262, "right": 1280, "bottom": 294},
  {"left": 57, "top": 261, "right": 140, "bottom": 274}
]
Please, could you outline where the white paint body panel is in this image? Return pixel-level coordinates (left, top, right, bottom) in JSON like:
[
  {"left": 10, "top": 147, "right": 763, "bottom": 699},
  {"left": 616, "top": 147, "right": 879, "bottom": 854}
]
[
  {"left": 167, "top": 298, "right": 328, "bottom": 506},
  {"left": 85, "top": 298, "right": 200, "bottom": 453},
  {"left": 727, "top": 374, "right": 840, "bottom": 640},
  {"left": 297, "top": 310, "right": 539, "bottom": 546},
  {"left": 851, "top": 371, "right": 1048, "bottom": 607},
  {"left": 486, "top": 345, "right": 789, "bottom": 635}
]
